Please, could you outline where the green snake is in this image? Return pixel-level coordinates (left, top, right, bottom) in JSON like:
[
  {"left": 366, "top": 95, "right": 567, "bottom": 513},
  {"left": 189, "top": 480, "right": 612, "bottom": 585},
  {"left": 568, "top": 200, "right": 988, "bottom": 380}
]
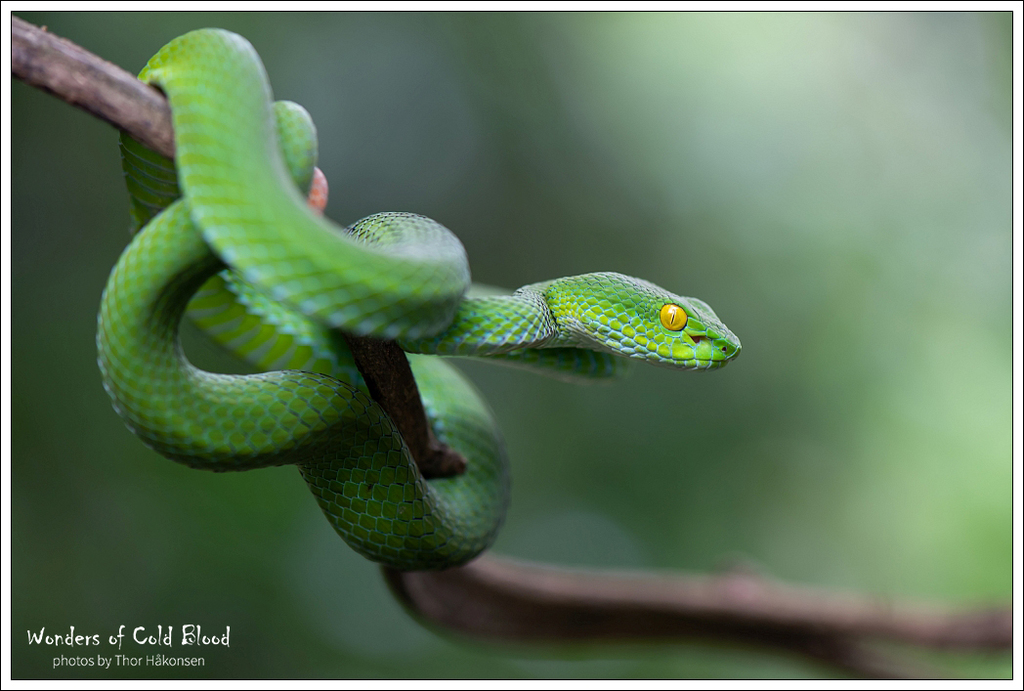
[{"left": 96, "top": 29, "right": 741, "bottom": 571}]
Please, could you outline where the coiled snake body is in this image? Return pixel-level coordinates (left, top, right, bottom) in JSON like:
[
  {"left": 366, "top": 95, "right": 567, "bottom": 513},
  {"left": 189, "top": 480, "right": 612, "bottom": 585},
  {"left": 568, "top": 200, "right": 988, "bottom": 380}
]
[{"left": 97, "top": 29, "right": 741, "bottom": 571}]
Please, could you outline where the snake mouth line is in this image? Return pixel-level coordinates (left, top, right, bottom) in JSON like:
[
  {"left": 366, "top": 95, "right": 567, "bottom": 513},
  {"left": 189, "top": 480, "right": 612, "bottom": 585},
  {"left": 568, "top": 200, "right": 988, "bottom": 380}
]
[{"left": 689, "top": 334, "right": 718, "bottom": 353}]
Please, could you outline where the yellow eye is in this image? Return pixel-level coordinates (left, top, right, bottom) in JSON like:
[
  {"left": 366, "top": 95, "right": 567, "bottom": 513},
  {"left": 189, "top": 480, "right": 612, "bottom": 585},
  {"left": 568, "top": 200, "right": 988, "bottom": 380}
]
[{"left": 659, "top": 303, "right": 687, "bottom": 331}]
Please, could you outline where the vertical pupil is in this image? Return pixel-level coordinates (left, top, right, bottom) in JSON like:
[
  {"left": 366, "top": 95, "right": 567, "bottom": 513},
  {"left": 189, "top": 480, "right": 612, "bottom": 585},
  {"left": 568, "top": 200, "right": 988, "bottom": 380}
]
[{"left": 660, "top": 304, "right": 687, "bottom": 331}]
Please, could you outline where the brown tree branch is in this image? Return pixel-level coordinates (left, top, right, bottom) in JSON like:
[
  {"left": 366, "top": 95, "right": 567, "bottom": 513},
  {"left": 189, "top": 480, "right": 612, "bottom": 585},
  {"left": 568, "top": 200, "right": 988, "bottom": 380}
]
[
  {"left": 384, "top": 556, "right": 1010, "bottom": 649},
  {"left": 12, "top": 16, "right": 174, "bottom": 158},
  {"left": 13, "top": 16, "right": 1010, "bottom": 678},
  {"left": 345, "top": 335, "right": 466, "bottom": 478}
]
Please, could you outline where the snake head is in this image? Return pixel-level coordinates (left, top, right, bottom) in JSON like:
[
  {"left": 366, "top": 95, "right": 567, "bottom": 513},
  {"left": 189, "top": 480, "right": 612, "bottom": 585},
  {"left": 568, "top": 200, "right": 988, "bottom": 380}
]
[{"left": 538, "top": 272, "right": 742, "bottom": 370}]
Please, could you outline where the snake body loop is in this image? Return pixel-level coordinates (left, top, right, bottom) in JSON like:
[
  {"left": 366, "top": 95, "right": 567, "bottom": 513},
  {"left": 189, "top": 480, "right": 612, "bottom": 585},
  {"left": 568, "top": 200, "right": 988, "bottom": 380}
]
[{"left": 97, "top": 28, "right": 740, "bottom": 571}]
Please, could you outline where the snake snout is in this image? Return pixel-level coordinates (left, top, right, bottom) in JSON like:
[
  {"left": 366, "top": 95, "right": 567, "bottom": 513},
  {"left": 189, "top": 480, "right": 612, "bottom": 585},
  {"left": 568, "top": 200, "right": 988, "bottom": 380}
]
[{"left": 717, "top": 337, "right": 741, "bottom": 360}]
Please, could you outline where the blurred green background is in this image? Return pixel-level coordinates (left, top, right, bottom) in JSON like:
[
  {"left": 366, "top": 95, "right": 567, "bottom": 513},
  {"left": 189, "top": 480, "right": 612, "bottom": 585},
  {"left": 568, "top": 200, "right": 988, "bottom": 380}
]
[{"left": 11, "top": 11, "right": 1011, "bottom": 679}]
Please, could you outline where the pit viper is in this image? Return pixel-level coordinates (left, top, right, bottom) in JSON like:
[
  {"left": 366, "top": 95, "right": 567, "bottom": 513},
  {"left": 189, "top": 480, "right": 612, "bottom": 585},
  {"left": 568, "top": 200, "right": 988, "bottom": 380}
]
[{"left": 96, "top": 28, "right": 741, "bottom": 571}]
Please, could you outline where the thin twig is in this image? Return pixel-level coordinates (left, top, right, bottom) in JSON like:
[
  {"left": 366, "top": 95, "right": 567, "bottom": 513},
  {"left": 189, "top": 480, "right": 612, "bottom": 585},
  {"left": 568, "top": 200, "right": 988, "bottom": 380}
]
[{"left": 13, "top": 16, "right": 1010, "bottom": 679}]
